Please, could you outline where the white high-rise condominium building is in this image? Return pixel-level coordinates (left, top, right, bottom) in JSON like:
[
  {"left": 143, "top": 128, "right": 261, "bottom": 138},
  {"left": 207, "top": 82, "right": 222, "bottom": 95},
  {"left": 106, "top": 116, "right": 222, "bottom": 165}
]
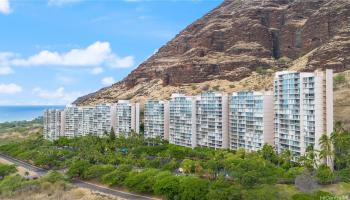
[
  {"left": 115, "top": 100, "right": 140, "bottom": 136},
  {"left": 64, "top": 105, "right": 83, "bottom": 138},
  {"left": 45, "top": 104, "right": 116, "bottom": 139},
  {"left": 81, "top": 104, "right": 116, "bottom": 137},
  {"left": 43, "top": 109, "right": 65, "bottom": 141},
  {"left": 144, "top": 100, "right": 169, "bottom": 140},
  {"left": 169, "top": 94, "right": 197, "bottom": 148},
  {"left": 196, "top": 92, "right": 229, "bottom": 149},
  {"left": 82, "top": 106, "right": 94, "bottom": 136},
  {"left": 92, "top": 104, "right": 115, "bottom": 137},
  {"left": 229, "top": 91, "right": 274, "bottom": 151},
  {"left": 274, "top": 69, "right": 333, "bottom": 157}
]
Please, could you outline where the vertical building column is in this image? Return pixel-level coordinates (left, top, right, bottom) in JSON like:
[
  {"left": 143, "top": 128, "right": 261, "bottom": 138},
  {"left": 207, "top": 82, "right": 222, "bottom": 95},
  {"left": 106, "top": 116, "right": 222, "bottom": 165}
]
[
  {"left": 191, "top": 97, "right": 197, "bottom": 148},
  {"left": 263, "top": 92, "right": 274, "bottom": 146},
  {"left": 299, "top": 74, "right": 306, "bottom": 155},
  {"left": 325, "top": 69, "right": 334, "bottom": 135},
  {"left": 110, "top": 104, "right": 117, "bottom": 133},
  {"left": 135, "top": 103, "right": 140, "bottom": 133},
  {"left": 222, "top": 94, "right": 229, "bottom": 149},
  {"left": 131, "top": 104, "right": 136, "bottom": 133},
  {"left": 60, "top": 110, "right": 66, "bottom": 138},
  {"left": 314, "top": 72, "right": 325, "bottom": 152},
  {"left": 164, "top": 101, "right": 170, "bottom": 140}
]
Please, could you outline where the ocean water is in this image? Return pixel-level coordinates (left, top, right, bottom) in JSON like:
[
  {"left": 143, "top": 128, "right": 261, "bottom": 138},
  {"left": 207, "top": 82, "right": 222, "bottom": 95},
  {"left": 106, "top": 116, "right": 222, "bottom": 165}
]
[{"left": 0, "top": 105, "right": 65, "bottom": 123}]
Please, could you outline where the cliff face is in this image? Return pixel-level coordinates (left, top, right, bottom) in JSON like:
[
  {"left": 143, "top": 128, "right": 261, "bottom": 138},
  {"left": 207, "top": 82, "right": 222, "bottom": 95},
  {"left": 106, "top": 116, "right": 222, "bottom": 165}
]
[{"left": 74, "top": 0, "right": 350, "bottom": 108}]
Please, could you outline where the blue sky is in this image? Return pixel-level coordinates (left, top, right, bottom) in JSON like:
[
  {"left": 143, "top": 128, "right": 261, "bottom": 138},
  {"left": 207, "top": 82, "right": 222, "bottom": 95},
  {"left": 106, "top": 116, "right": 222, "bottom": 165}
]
[{"left": 0, "top": 0, "right": 221, "bottom": 105}]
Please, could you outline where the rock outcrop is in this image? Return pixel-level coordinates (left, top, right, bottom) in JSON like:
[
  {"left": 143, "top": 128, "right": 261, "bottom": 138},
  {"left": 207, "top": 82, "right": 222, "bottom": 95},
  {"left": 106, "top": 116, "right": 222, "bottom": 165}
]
[{"left": 74, "top": 0, "right": 350, "bottom": 108}]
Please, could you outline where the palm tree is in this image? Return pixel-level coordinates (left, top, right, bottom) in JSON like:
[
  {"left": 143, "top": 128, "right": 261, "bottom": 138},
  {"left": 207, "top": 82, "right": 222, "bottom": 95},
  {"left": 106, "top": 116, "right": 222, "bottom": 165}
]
[
  {"left": 319, "top": 133, "right": 333, "bottom": 170},
  {"left": 299, "top": 145, "right": 318, "bottom": 171},
  {"left": 330, "top": 122, "right": 350, "bottom": 170},
  {"left": 280, "top": 149, "right": 292, "bottom": 169}
]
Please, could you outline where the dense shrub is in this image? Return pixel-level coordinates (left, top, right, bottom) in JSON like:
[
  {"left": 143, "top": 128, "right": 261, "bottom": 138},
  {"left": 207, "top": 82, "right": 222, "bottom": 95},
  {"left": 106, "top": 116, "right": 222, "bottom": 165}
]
[
  {"left": 206, "top": 177, "right": 241, "bottom": 200},
  {"left": 178, "top": 176, "right": 209, "bottom": 200},
  {"left": 0, "top": 164, "right": 17, "bottom": 179},
  {"left": 162, "top": 158, "right": 179, "bottom": 171},
  {"left": 316, "top": 164, "right": 335, "bottom": 184},
  {"left": 82, "top": 164, "right": 115, "bottom": 180},
  {"left": 0, "top": 175, "right": 24, "bottom": 195},
  {"left": 67, "top": 160, "right": 91, "bottom": 178},
  {"left": 42, "top": 171, "right": 67, "bottom": 183},
  {"left": 153, "top": 172, "right": 180, "bottom": 200},
  {"left": 123, "top": 169, "right": 160, "bottom": 193},
  {"left": 338, "top": 167, "right": 350, "bottom": 182},
  {"left": 228, "top": 157, "right": 281, "bottom": 187},
  {"left": 283, "top": 167, "right": 305, "bottom": 183},
  {"left": 101, "top": 164, "right": 132, "bottom": 186},
  {"left": 292, "top": 191, "right": 335, "bottom": 200},
  {"left": 242, "top": 186, "right": 280, "bottom": 200}
]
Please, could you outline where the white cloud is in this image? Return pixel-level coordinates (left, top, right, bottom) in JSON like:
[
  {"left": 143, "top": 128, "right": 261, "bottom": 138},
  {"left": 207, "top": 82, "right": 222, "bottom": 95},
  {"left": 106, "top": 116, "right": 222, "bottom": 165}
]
[
  {"left": 102, "top": 77, "right": 115, "bottom": 86},
  {"left": 91, "top": 67, "right": 103, "bottom": 75},
  {"left": 48, "top": 0, "right": 82, "bottom": 6},
  {"left": 10, "top": 41, "right": 135, "bottom": 69},
  {"left": 107, "top": 55, "right": 135, "bottom": 69},
  {"left": 0, "top": 66, "right": 13, "bottom": 75},
  {"left": 56, "top": 74, "right": 76, "bottom": 84},
  {"left": 0, "top": 83, "right": 22, "bottom": 94},
  {"left": 33, "top": 87, "right": 82, "bottom": 105},
  {"left": 0, "top": 0, "right": 11, "bottom": 15}
]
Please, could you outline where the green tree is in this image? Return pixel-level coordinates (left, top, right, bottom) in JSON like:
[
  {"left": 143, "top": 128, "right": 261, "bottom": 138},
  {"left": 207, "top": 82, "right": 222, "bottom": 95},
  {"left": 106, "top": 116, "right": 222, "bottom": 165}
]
[
  {"left": 139, "top": 123, "right": 144, "bottom": 134},
  {"left": 331, "top": 122, "right": 350, "bottom": 170},
  {"left": 0, "top": 174, "right": 24, "bottom": 194},
  {"left": 338, "top": 167, "right": 350, "bottom": 182},
  {"left": 181, "top": 159, "right": 195, "bottom": 174},
  {"left": 123, "top": 169, "right": 159, "bottom": 193},
  {"left": 82, "top": 164, "right": 115, "bottom": 180},
  {"left": 206, "top": 177, "right": 241, "bottom": 200},
  {"left": 109, "top": 127, "right": 116, "bottom": 141},
  {"left": 284, "top": 167, "right": 305, "bottom": 183},
  {"left": 162, "top": 158, "right": 179, "bottom": 171},
  {"left": 67, "top": 160, "right": 91, "bottom": 178},
  {"left": 42, "top": 170, "right": 67, "bottom": 183},
  {"left": 178, "top": 176, "right": 209, "bottom": 200},
  {"left": 299, "top": 145, "right": 318, "bottom": 171},
  {"left": 319, "top": 134, "right": 333, "bottom": 170},
  {"left": 316, "top": 164, "right": 334, "bottom": 184},
  {"left": 229, "top": 157, "right": 281, "bottom": 188},
  {"left": 102, "top": 164, "right": 132, "bottom": 186},
  {"left": 279, "top": 149, "right": 292, "bottom": 169},
  {"left": 153, "top": 174, "right": 180, "bottom": 200},
  {"left": 260, "top": 144, "right": 278, "bottom": 164},
  {"left": 0, "top": 164, "right": 17, "bottom": 179},
  {"left": 243, "top": 186, "right": 280, "bottom": 200}
]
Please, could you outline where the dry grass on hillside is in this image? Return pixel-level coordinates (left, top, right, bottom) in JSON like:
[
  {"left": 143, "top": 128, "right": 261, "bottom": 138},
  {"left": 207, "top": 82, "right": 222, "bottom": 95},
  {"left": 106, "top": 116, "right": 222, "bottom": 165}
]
[{"left": 0, "top": 187, "right": 123, "bottom": 200}]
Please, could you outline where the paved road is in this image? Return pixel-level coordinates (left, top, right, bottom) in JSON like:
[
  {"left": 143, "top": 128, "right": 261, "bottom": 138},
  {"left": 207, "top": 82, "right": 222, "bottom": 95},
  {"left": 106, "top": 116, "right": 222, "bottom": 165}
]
[{"left": 0, "top": 153, "right": 156, "bottom": 200}]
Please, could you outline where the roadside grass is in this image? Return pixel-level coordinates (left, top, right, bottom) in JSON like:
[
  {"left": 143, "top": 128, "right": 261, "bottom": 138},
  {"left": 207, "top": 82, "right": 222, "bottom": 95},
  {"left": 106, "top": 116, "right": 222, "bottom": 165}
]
[{"left": 320, "top": 182, "right": 350, "bottom": 196}]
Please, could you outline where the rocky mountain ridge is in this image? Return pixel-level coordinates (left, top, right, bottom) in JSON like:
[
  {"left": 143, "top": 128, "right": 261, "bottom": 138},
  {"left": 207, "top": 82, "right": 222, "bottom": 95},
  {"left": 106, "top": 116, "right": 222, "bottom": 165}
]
[{"left": 74, "top": 0, "right": 350, "bottom": 126}]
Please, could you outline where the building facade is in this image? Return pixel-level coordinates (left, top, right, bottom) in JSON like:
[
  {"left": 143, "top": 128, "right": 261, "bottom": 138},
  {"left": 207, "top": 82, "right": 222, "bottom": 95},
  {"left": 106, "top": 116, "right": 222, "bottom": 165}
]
[
  {"left": 42, "top": 70, "right": 333, "bottom": 160},
  {"left": 196, "top": 92, "right": 229, "bottom": 149},
  {"left": 169, "top": 94, "right": 197, "bottom": 148},
  {"left": 43, "top": 109, "right": 64, "bottom": 141},
  {"left": 144, "top": 100, "right": 169, "bottom": 140},
  {"left": 92, "top": 104, "right": 115, "bottom": 137},
  {"left": 229, "top": 91, "right": 274, "bottom": 151},
  {"left": 64, "top": 105, "right": 83, "bottom": 138},
  {"left": 115, "top": 100, "right": 140, "bottom": 136},
  {"left": 274, "top": 69, "right": 333, "bottom": 157},
  {"left": 81, "top": 104, "right": 116, "bottom": 137}
]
